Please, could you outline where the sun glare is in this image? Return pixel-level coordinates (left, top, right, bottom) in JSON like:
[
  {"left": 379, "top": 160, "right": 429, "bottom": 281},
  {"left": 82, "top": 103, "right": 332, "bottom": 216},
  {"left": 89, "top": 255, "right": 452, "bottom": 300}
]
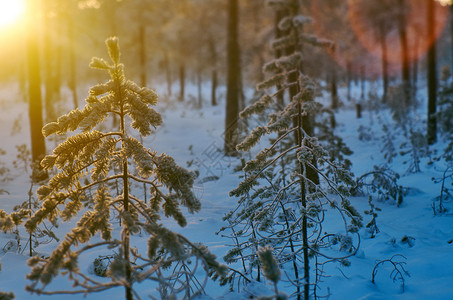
[{"left": 0, "top": 0, "right": 26, "bottom": 29}]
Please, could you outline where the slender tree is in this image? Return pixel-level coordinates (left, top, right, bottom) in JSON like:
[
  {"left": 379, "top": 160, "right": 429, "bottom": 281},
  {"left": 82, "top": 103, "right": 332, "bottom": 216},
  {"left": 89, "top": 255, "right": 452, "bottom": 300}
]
[
  {"left": 397, "top": 0, "right": 412, "bottom": 107},
  {"left": 222, "top": 1, "right": 362, "bottom": 299},
  {"left": 25, "top": 37, "right": 226, "bottom": 300},
  {"left": 427, "top": 0, "right": 438, "bottom": 144},
  {"left": 27, "top": 0, "right": 47, "bottom": 180},
  {"left": 224, "top": 0, "right": 241, "bottom": 156}
]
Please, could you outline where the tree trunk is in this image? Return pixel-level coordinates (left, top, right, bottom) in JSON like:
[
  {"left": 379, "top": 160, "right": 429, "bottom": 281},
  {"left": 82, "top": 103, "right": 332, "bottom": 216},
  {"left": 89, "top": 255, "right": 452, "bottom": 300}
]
[
  {"left": 224, "top": 0, "right": 240, "bottom": 156},
  {"left": 379, "top": 27, "right": 389, "bottom": 101},
  {"left": 27, "top": 0, "right": 47, "bottom": 181},
  {"left": 43, "top": 0, "right": 56, "bottom": 122},
  {"left": 68, "top": 18, "right": 78, "bottom": 109},
  {"left": 179, "top": 63, "right": 185, "bottom": 102},
  {"left": 398, "top": 0, "right": 411, "bottom": 107},
  {"left": 285, "top": 4, "right": 311, "bottom": 299},
  {"left": 116, "top": 70, "right": 133, "bottom": 300},
  {"left": 197, "top": 70, "right": 202, "bottom": 108},
  {"left": 165, "top": 53, "right": 172, "bottom": 96},
  {"left": 412, "top": 32, "right": 419, "bottom": 95},
  {"left": 427, "top": 0, "right": 437, "bottom": 145},
  {"left": 211, "top": 69, "right": 217, "bottom": 106},
  {"left": 346, "top": 60, "right": 352, "bottom": 101},
  {"left": 139, "top": 24, "right": 147, "bottom": 87},
  {"left": 275, "top": 9, "right": 285, "bottom": 108},
  {"left": 331, "top": 47, "right": 338, "bottom": 110},
  {"left": 208, "top": 36, "right": 218, "bottom": 106},
  {"left": 331, "top": 70, "right": 338, "bottom": 110},
  {"left": 450, "top": 5, "right": 453, "bottom": 75},
  {"left": 360, "top": 65, "right": 365, "bottom": 100}
]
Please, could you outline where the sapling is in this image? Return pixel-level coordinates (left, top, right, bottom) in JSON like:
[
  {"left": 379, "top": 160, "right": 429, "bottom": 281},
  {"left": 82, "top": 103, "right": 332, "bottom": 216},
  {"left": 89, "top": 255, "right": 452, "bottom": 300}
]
[
  {"left": 364, "top": 197, "right": 380, "bottom": 238},
  {"left": 221, "top": 1, "right": 362, "bottom": 299},
  {"left": 24, "top": 37, "right": 226, "bottom": 299},
  {"left": 355, "top": 165, "right": 405, "bottom": 206},
  {"left": 431, "top": 166, "right": 452, "bottom": 214}
]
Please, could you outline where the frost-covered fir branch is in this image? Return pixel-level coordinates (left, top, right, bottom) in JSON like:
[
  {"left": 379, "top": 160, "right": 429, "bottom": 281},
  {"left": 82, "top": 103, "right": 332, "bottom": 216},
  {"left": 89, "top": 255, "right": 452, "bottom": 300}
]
[{"left": 25, "top": 37, "right": 226, "bottom": 300}]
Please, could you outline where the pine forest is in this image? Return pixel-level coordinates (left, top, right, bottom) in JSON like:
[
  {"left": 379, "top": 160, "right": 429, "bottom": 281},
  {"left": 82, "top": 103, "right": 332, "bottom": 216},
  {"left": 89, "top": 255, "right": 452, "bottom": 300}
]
[{"left": 0, "top": 0, "right": 452, "bottom": 299}]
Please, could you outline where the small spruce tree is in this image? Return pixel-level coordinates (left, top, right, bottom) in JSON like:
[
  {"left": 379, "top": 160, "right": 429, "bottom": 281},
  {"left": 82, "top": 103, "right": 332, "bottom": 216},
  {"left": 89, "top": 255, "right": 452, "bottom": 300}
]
[
  {"left": 221, "top": 1, "right": 362, "bottom": 299},
  {"left": 24, "top": 37, "right": 226, "bottom": 299}
]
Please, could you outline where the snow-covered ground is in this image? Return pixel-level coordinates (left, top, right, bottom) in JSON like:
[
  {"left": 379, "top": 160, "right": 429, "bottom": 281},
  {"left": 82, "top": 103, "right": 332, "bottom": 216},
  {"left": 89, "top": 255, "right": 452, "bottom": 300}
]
[{"left": 0, "top": 82, "right": 452, "bottom": 299}]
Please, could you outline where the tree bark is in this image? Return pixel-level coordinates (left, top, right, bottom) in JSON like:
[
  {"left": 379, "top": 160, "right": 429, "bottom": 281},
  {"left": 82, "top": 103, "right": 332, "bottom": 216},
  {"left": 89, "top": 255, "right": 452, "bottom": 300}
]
[
  {"left": 275, "top": 9, "right": 285, "bottom": 108},
  {"left": 427, "top": 0, "right": 437, "bottom": 145},
  {"left": 164, "top": 53, "right": 172, "bottom": 96},
  {"left": 118, "top": 72, "right": 133, "bottom": 300},
  {"left": 139, "top": 24, "right": 147, "bottom": 87},
  {"left": 331, "top": 47, "right": 339, "bottom": 110},
  {"left": 346, "top": 60, "right": 352, "bottom": 101},
  {"left": 179, "top": 63, "right": 185, "bottom": 102},
  {"left": 68, "top": 18, "right": 78, "bottom": 109},
  {"left": 43, "top": 0, "right": 56, "bottom": 122},
  {"left": 224, "top": 0, "right": 240, "bottom": 156},
  {"left": 398, "top": 0, "right": 411, "bottom": 107},
  {"left": 27, "top": 0, "right": 47, "bottom": 181},
  {"left": 380, "top": 27, "right": 389, "bottom": 101},
  {"left": 208, "top": 36, "right": 218, "bottom": 106},
  {"left": 211, "top": 69, "right": 217, "bottom": 106},
  {"left": 451, "top": 5, "right": 453, "bottom": 75},
  {"left": 360, "top": 65, "right": 365, "bottom": 100},
  {"left": 197, "top": 70, "right": 202, "bottom": 108}
]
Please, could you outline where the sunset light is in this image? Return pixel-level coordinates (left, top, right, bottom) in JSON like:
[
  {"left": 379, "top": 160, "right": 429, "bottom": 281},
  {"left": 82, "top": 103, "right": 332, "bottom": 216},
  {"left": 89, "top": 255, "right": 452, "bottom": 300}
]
[{"left": 0, "top": 0, "right": 26, "bottom": 29}]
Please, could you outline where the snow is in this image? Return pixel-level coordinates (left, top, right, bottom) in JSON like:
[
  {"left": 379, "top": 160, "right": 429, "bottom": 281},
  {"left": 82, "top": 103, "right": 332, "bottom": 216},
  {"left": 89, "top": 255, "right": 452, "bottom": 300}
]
[{"left": 0, "top": 81, "right": 452, "bottom": 299}]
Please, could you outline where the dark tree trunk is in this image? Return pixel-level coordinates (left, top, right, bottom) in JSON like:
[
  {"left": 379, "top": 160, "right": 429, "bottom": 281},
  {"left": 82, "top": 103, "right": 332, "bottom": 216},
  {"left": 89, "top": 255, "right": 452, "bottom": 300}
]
[
  {"left": 285, "top": 4, "right": 312, "bottom": 299},
  {"left": 211, "top": 69, "right": 217, "bottom": 106},
  {"left": 208, "top": 37, "right": 218, "bottom": 106},
  {"left": 331, "top": 70, "right": 338, "bottom": 110},
  {"left": 360, "top": 65, "right": 365, "bottom": 100},
  {"left": 27, "top": 0, "right": 47, "bottom": 180},
  {"left": 179, "top": 63, "right": 185, "bottom": 102},
  {"left": 275, "top": 9, "right": 285, "bottom": 108},
  {"left": 380, "top": 27, "right": 389, "bottom": 101},
  {"left": 427, "top": 0, "right": 437, "bottom": 145},
  {"left": 356, "top": 103, "right": 362, "bottom": 119},
  {"left": 398, "top": 0, "right": 411, "bottom": 107},
  {"left": 224, "top": 0, "right": 241, "bottom": 156},
  {"left": 139, "top": 24, "right": 147, "bottom": 87},
  {"left": 43, "top": 0, "right": 57, "bottom": 122},
  {"left": 451, "top": 5, "right": 453, "bottom": 74},
  {"left": 119, "top": 100, "right": 133, "bottom": 300},
  {"left": 197, "top": 70, "right": 202, "bottom": 108},
  {"left": 412, "top": 36, "right": 419, "bottom": 93},
  {"left": 346, "top": 60, "right": 352, "bottom": 101},
  {"left": 331, "top": 47, "right": 339, "bottom": 110},
  {"left": 164, "top": 53, "right": 172, "bottom": 96},
  {"left": 68, "top": 18, "right": 78, "bottom": 109}
]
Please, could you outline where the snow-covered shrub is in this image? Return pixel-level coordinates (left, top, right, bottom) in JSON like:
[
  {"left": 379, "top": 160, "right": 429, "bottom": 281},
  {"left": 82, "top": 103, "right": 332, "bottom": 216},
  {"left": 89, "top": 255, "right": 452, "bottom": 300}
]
[
  {"left": 431, "top": 166, "right": 453, "bottom": 214},
  {"left": 355, "top": 165, "right": 405, "bottom": 206},
  {"left": 24, "top": 37, "right": 226, "bottom": 299},
  {"left": 371, "top": 254, "right": 410, "bottom": 293}
]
